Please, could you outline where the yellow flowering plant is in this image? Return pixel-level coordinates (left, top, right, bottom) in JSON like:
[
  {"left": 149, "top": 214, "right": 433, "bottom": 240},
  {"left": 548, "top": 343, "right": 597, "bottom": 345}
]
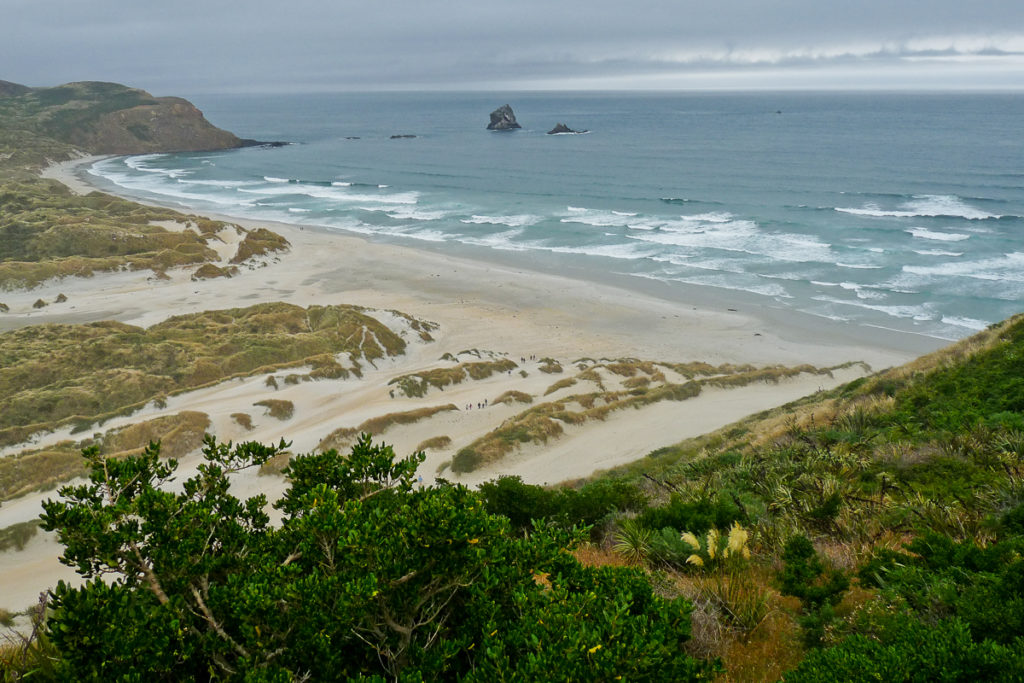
[{"left": 681, "top": 521, "right": 752, "bottom": 569}]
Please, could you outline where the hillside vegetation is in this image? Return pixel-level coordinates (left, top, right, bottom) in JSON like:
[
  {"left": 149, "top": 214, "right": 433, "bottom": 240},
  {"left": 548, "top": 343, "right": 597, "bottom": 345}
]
[
  {"left": 0, "top": 79, "right": 287, "bottom": 289},
  {"left": 8, "top": 316, "right": 1023, "bottom": 680},
  {"left": 0, "top": 80, "right": 243, "bottom": 156},
  {"left": 472, "top": 314, "right": 1024, "bottom": 680},
  {"left": 0, "top": 302, "right": 415, "bottom": 448}
]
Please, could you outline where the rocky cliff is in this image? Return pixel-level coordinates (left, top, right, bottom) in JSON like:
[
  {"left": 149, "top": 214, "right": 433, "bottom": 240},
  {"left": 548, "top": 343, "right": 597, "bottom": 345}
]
[{"left": 0, "top": 80, "right": 249, "bottom": 154}]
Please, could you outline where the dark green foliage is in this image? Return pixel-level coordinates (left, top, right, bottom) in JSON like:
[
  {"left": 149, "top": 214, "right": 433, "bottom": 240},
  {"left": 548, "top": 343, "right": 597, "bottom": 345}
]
[
  {"left": 785, "top": 614, "right": 1024, "bottom": 683},
  {"left": 778, "top": 535, "right": 849, "bottom": 646},
  {"left": 884, "top": 320, "right": 1024, "bottom": 437},
  {"left": 637, "top": 493, "right": 745, "bottom": 535},
  {"left": 858, "top": 531, "right": 1024, "bottom": 646},
  {"left": 40, "top": 436, "right": 718, "bottom": 681},
  {"left": 451, "top": 446, "right": 483, "bottom": 474},
  {"left": 779, "top": 536, "right": 849, "bottom": 611},
  {"left": 478, "top": 475, "right": 559, "bottom": 529},
  {"left": 478, "top": 474, "right": 644, "bottom": 536},
  {"left": 648, "top": 527, "right": 700, "bottom": 568}
]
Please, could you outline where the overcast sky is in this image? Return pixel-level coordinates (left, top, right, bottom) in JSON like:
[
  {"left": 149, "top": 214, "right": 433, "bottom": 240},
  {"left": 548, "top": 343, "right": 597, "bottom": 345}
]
[{"left": 6, "top": 0, "right": 1024, "bottom": 94}]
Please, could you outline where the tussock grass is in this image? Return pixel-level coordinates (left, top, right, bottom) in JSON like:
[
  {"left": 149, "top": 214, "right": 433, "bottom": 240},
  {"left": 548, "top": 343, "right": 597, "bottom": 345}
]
[
  {"left": 357, "top": 404, "right": 458, "bottom": 436},
  {"left": 623, "top": 376, "right": 651, "bottom": 389},
  {"left": 231, "top": 413, "right": 254, "bottom": 430},
  {"left": 388, "top": 359, "right": 517, "bottom": 398},
  {"left": 0, "top": 302, "right": 411, "bottom": 447},
  {"left": 0, "top": 411, "right": 209, "bottom": 501},
  {"left": 543, "top": 378, "right": 577, "bottom": 396},
  {"left": 191, "top": 263, "right": 238, "bottom": 280},
  {"left": 492, "top": 390, "right": 533, "bottom": 406},
  {"left": 318, "top": 404, "right": 459, "bottom": 451},
  {"left": 415, "top": 435, "right": 452, "bottom": 452},
  {"left": 0, "top": 174, "right": 249, "bottom": 288},
  {"left": 258, "top": 450, "right": 293, "bottom": 476},
  {"left": 254, "top": 399, "right": 294, "bottom": 421},
  {"left": 229, "top": 227, "right": 290, "bottom": 264},
  {"left": 451, "top": 360, "right": 838, "bottom": 473},
  {"left": 576, "top": 368, "right": 606, "bottom": 390},
  {"left": 100, "top": 411, "right": 210, "bottom": 459},
  {"left": 538, "top": 358, "right": 562, "bottom": 374}
]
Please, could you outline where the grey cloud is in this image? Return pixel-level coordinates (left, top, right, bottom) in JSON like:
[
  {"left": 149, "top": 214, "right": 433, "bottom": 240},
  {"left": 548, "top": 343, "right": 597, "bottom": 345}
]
[{"left": 4, "top": 0, "right": 1023, "bottom": 91}]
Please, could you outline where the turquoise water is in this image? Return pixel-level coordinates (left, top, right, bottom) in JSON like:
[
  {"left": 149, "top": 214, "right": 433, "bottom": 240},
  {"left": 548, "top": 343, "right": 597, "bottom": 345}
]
[{"left": 88, "top": 92, "right": 1024, "bottom": 340}]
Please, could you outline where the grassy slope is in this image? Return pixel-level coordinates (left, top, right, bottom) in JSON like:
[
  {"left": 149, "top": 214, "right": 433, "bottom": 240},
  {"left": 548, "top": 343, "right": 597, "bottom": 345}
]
[
  {"left": 558, "top": 314, "right": 1024, "bottom": 680},
  {"left": 0, "top": 80, "right": 284, "bottom": 288},
  {"left": 0, "top": 302, "right": 409, "bottom": 447},
  {"left": 0, "top": 82, "right": 156, "bottom": 144}
]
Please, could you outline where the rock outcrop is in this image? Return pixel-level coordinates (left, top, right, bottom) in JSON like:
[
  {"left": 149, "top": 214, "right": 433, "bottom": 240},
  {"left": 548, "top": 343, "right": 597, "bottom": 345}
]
[
  {"left": 0, "top": 80, "right": 277, "bottom": 154},
  {"left": 547, "top": 123, "right": 588, "bottom": 135},
  {"left": 487, "top": 104, "right": 521, "bottom": 131}
]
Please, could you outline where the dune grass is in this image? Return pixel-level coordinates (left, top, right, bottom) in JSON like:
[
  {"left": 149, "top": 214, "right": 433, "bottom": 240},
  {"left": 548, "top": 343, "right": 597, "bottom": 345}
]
[
  {"left": 231, "top": 413, "right": 254, "bottom": 430},
  {"left": 0, "top": 173, "right": 229, "bottom": 288},
  {"left": 229, "top": 227, "right": 290, "bottom": 264},
  {"left": 543, "top": 378, "right": 578, "bottom": 396},
  {"left": 258, "top": 450, "right": 294, "bottom": 476},
  {"left": 493, "top": 390, "right": 533, "bottom": 406},
  {"left": 0, "top": 411, "right": 209, "bottom": 502},
  {"left": 0, "top": 302, "right": 412, "bottom": 448},
  {"left": 318, "top": 404, "right": 459, "bottom": 451},
  {"left": 538, "top": 357, "right": 563, "bottom": 374},
  {"left": 254, "top": 399, "right": 294, "bottom": 421},
  {"left": 388, "top": 359, "right": 518, "bottom": 398},
  {"left": 191, "top": 263, "right": 239, "bottom": 280},
  {"left": 451, "top": 360, "right": 840, "bottom": 473},
  {"left": 415, "top": 435, "right": 452, "bottom": 452}
]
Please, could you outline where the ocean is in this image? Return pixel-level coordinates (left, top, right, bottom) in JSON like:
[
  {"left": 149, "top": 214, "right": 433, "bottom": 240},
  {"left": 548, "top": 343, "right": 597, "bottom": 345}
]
[{"left": 86, "top": 91, "right": 1024, "bottom": 341}]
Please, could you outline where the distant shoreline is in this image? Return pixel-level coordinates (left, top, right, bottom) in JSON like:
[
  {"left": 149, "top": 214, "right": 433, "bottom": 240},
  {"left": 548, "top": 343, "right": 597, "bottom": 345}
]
[{"left": 54, "top": 154, "right": 943, "bottom": 368}]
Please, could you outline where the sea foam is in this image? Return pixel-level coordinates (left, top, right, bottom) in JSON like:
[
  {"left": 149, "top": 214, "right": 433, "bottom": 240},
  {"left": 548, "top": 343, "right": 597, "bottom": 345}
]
[{"left": 837, "top": 195, "right": 999, "bottom": 220}]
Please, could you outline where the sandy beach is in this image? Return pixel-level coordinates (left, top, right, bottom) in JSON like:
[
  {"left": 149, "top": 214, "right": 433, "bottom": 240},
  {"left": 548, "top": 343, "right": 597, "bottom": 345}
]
[{"left": 0, "top": 156, "right": 945, "bottom": 615}]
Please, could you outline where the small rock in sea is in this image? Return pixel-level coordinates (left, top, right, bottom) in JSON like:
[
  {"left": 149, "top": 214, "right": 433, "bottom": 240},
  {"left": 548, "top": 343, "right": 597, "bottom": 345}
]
[
  {"left": 487, "top": 104, "right": 521, "bottom": 130},
  {"left": 0, "top": 303, "right": 8, "bottom": 313},
  {"left": 345, "top": 136, "right": 361, "bottom": 140},
  {"left": 55, "top": 293, "right": 68, "bottom": 303},
  {"left": 390, "top": 134, "right": 417, "bottom": 139},
  {"left": 547, "top": 122, "right": 588, "bottom": 135}
]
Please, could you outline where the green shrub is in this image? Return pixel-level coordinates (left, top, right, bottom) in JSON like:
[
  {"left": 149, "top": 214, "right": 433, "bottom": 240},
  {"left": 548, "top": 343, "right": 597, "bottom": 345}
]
[
  {"left": 858, "top": 531, "right": 1024, "bottom": 646},
  {"left": 778, "top": 535, "right": 849, "bottom": 646},
  {"left": 785, "top": 614, "right": 1024, "bottom": 682},
  {"left": 478, "top": 475, "right": 643, "bottom": 535},
  {"left": 637, "top": 494, "right": 745, "bottom": 536},
  {"left": 39, "top": 436, "right": 720, "bottom": 681}
]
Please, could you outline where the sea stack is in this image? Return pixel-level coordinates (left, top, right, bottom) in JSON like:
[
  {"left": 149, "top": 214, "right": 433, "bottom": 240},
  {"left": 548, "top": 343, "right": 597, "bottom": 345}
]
[
  {"left": 547, "top": 122, "right": 588, "bottom": 135},
  {"left": 487, "top": 104, "right": 521, "bottom": 130}
]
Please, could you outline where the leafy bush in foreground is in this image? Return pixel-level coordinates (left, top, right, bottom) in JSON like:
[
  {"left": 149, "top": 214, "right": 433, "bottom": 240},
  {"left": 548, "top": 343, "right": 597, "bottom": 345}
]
[{"left": 38, "top": 436, "right": 718, "bottom": 681}]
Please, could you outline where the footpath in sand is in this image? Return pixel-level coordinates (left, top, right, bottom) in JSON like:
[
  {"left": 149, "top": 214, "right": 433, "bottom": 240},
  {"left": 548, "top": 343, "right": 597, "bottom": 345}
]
[{"left": 0, "top": 157, "right": 941, "bottom": 616}]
